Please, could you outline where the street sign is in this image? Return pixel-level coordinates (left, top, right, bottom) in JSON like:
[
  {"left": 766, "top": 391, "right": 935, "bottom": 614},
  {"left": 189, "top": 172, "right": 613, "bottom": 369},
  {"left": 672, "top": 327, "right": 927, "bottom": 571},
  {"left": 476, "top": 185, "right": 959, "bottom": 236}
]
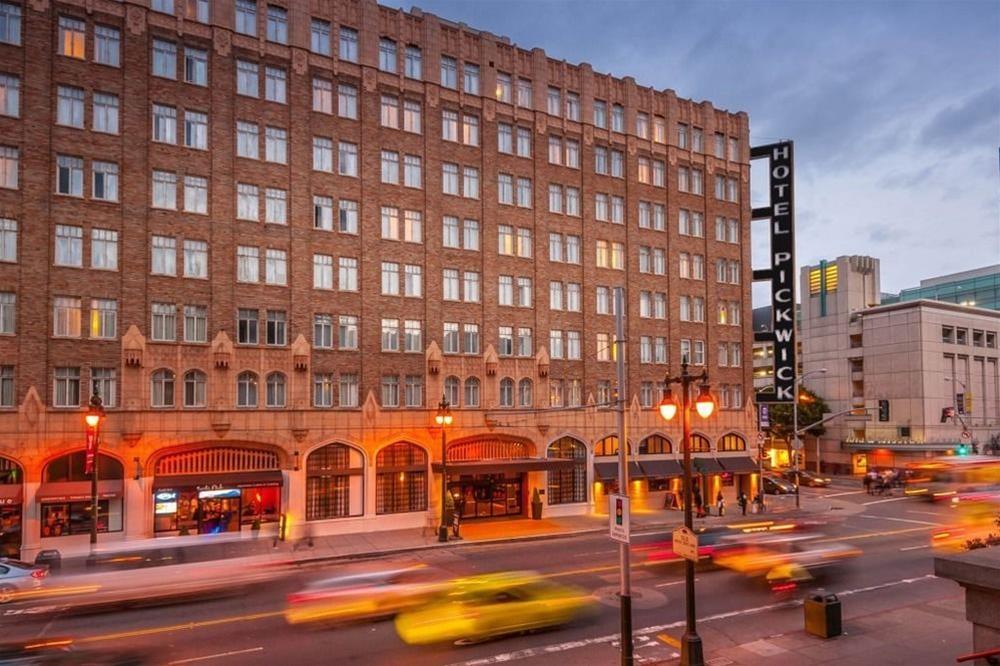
[
  {"left": 791, "top": 437, "right": 804, "bottom": 451},
  {"left": 672, "top": 526, "right": 699, "bottom": 562},
  {"left": 756, "top": 431, "right": 766, "bottom": 445},
  {"left": 609, "top": 494, "right": 630, "bottom": 544},
  {"left": 961, "top": 430, "right": 972, "bottom": 442},
  {"left": 84, "top": 429, "right": 97, "bottom": 475},
  {"left": 758, "top": 404, "right": 771, "bottom": 429}
]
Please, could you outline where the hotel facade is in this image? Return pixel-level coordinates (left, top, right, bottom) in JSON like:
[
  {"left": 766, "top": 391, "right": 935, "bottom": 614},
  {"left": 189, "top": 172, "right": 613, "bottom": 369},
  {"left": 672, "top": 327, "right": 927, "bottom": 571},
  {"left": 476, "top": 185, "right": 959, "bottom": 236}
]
[{"left": 0, "top": 0, "right": 756, "bottom": 559}]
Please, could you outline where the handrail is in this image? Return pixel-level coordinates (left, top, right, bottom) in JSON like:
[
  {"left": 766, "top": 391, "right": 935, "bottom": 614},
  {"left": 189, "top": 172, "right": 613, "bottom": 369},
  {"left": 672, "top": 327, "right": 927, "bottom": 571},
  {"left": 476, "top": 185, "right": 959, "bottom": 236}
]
[{"left": 956, "top": 646, "right": 1000, "bottom": 663}]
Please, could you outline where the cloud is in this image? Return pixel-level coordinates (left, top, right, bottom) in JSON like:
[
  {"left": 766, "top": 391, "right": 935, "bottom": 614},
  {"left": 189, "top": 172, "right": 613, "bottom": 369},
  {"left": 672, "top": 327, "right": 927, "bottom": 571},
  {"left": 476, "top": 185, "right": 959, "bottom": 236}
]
[{"left": 919, "top": 85, "right": 1000, "bottom": 150}]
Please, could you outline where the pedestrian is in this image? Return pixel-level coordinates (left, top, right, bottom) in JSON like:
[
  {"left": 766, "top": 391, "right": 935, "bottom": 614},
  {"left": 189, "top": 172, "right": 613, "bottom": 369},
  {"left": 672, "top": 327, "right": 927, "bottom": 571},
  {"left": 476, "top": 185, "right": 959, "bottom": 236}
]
[
  {"left": 863, "top": 474, "right": 871, "bottom": 495},
  {"left": 692, "top": 487, "right": 703, "bottom": 518},
  {"left": 716, "top": 491, "right": 725, "bottom": 517},
  {"left": 738, "top": 492, "right": 748, "bottom": 516}
]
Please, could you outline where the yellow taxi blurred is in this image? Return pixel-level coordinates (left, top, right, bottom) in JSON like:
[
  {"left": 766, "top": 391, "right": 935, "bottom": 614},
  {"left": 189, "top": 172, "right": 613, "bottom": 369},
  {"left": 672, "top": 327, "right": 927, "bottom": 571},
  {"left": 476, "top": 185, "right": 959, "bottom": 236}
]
[
  {"left": 713, "top": 533, "right": 861, "bottom": 592},
  {"left": 395, "top": 571, "right": 595, "bottom": 645},
  {"left": 285, "top": 563, "right": 446, "bottom": 626},
  {"left": 930, "top": 499, "right": 1000, "bottom": 552}
]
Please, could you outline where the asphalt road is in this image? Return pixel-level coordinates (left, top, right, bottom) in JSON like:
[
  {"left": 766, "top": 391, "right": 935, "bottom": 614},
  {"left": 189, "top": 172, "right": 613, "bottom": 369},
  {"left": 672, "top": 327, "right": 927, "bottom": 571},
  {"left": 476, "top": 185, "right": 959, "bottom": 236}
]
[{"left": 0, "top": 484, "right": 968, "bottom": 665}]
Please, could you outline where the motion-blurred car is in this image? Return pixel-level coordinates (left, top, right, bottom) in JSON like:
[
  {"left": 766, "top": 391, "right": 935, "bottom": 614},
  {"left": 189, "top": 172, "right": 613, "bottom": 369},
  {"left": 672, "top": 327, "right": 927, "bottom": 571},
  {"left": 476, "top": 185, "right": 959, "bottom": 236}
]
[
  {"left": 0, "top": 559, "right": 47, "bottom": 603},
  {"left": 0, "top": 639, "right": 149, "bottom": 665},
  {"left": 929, "top": 500, "right": 1000, "bottom": 552},
  {"left": 713, "top": 533, "right": 861, "bottom": 593},
  {"left": 763, "top": 475, "right": 796, "bottom": 495},
  {"left": 395, "top": 571, "right": 594, "bottom": 645},
  {"left": 285, "top": 563, "right": 446, "bottom": 626},
  {"left": 645, "top": 525, "right": 733, "bottom": 563},
  {"left": 780, "top": 470, "right": 831, "bottom": 488}
]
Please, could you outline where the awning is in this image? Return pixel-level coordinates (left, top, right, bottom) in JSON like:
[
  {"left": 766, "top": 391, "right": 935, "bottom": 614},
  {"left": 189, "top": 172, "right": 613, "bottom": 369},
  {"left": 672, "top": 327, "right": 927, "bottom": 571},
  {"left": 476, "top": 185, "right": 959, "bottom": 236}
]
[
  {"left": 692, "top": 458, "right": 724, "bottom": 474},
  {"left": 37, "top": 480, "right": 123, "bottom": 503},
  {"left": 0, "top": 484, "right": 22, "bottom": 505},
  {"left": 432, "top": 459, "right": 575, "bottom": 475},
  {"left": 639, "top": 460, "right": 684, "bottom": 478},
  {"left": 152, "top": 470, "right": 284, "bottom": 491},
  {"left": 720, "top": 457, "right": 759, "bottom": 473},
  {"left": 593, "top": 461, "right": 647, "bottom": 481}
]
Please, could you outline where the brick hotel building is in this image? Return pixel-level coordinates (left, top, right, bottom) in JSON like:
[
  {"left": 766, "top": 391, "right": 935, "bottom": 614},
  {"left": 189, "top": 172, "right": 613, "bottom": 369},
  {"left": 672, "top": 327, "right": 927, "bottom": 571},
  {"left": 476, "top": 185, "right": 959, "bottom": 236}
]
[{"left": 0, "top": 0, "right": 756, "bottom": 558}]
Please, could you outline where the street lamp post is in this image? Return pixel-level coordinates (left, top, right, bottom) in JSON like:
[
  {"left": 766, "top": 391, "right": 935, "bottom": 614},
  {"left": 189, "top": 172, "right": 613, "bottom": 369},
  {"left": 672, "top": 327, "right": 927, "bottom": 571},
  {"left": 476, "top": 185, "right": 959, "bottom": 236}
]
[
  {"left": 659, "top": 363, "right": 716, "bottom": 666},
  {"left": 792, "top": 368, "right": 826, "bottom": 508},
  {"left": 84, "top": 392, "right": 106, "bottom": 555},
  {"left": 434, "top": 396, "right": 453, "bottom": 543}
]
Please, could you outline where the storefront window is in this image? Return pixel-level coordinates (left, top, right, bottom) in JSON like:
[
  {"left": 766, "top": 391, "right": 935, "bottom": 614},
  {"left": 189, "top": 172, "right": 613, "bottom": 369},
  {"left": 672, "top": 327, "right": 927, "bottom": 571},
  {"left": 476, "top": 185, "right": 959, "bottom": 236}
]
[
  {"left": 639, "top": 435, "right": 672, "bottom": 454},
  {"left": 241, "top": 486, "right": 280, "bottom": 524},
  {"left": 306, "top": 443, "right": 364, "bottom": 520},
  {"left": 718, "top": 434, "right": 746, "bottom": 451},
  {"left": 595, "top": 435, "right": 631, "bottom": 456},
  {"left": 41, "top": 499, "right": 120, "bottom": 537},
  {"left": 547, "top": 437, "right": 586, "bottom": 504},
  {"left": 689, "top": 434, "right": 711, "bottom": 453},
  {"left": 43, "top": 451, "right": 123, "bottom": 482},
  {"left": 375, "top": 443, "right": 427, "bottom": 514}
]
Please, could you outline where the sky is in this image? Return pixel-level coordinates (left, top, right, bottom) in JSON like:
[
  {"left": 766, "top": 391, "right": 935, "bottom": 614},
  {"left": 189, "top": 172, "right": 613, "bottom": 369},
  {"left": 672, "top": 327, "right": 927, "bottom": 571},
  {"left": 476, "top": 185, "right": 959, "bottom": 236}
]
[{"left": 388, "top": 0, "right": 1000, "bottom": 302}]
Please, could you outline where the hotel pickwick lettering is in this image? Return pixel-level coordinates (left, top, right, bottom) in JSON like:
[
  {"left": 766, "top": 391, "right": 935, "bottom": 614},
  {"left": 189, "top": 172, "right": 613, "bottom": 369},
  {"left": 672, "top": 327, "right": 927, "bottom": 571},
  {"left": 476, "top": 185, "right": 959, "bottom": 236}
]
[{"left": 752, "top": 141, "right": 797, "bottom": 403}]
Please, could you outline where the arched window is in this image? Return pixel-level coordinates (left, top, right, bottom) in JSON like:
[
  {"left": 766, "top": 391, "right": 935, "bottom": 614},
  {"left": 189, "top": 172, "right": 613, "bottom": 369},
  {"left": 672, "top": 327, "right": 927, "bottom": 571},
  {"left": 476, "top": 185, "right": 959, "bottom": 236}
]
[
  {"left": 444, "top": 375, "right": 460, "bottom": 407},
  {"left": 595, "top": 435, "right": 624, "bottom": 456},
  {"left": 376, "top": 443, "right": 427, "bottom": 514},
  {"left": 41, "top": 452, "right": 124, "bottom": 537},
  {"left": 266, "top": 372, "right": 286, "bottom": 408},
  {"left": 151, "top": 369, "right": 175, "bottom": 408},
  {"left": 547, "top": 437, "right": 586, "bottom": 504},
  {"left": 183, "top": 370, "right": 206, "bottom": 408},
  {"left": 719, "top": 434, "right": 747, "bottom": 452},
  {"left": 518, "top": 378, "right": 533, "bottom": 407},
  {"left": 639, "top": 435, "right": 672, "bottom": 454},
  {"left": 499, "top": 377, "right": 514, "bottom": 407},
  {"left": 689, "top": 434, "right": 711, "bottom": 453},
  {"left": 237, "top": 371, "right": 258, "bottom": 408},
  {"left": 306, "top": 443, "right": 364, "bottom": 520},
  {"left": 463, "top": 377, "right": 480, "bottom": 408}
]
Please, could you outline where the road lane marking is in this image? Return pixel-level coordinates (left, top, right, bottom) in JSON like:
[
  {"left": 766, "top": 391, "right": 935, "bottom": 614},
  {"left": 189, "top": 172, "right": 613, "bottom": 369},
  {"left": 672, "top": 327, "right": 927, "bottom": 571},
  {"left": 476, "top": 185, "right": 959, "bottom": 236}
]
[
  {"left": 77, "top": 611, "right": 284, "bottom": 643},
  {"left": 907, "top": 510, "right": 948, "bottom": 517},
  {"left": 858, "top": 515, "right": 945, "bottom": 526},
  {"left": 815, "top": 526, "right": 933, "bottom": 542},
  {"left": 654, "top": 578, "right": 698, "bottom": 588},
  {"left": 823, "top": 491, "right": 866, "bottom": 498},
  {"left": 446, "top": 574, "right": 939, "bottom": 666},
  {"left": 168, "top": 647, "right": 264, "bottom": 664},
  {"left": 657, "top": 633, "right": 681, "bottom": 649},
  {"left": 900, "top": 545, "right": 930, "bottom": 552},
  {"left": 863, "top": 496, "right": 911, "bottom": 505}
]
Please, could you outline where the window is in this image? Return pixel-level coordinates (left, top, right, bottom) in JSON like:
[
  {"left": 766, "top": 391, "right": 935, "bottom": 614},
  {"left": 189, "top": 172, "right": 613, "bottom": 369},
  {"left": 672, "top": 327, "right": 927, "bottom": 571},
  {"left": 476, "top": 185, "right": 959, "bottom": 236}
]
[
  {"left": 263, "top": 310, "right": 286, "bottom": 347},
  {"left": 440, "top": 56, "right": 457, "bottom": 88},
  {"left": 497, "top": 123, "right": 513, "bottom": 154},
  {"left": 338, "top": 84, "right": 357, "bottom": 118},
  {"left": 184, "top": 46, "right": 207, "bottom": 85},
  {"left": 402, "top": 44, "right": 422, "bottom": 79},
  {"left": 499, "top": 377, "right": 514, "bottom": 406},
  {"left": 403, "top": 320, "right": 422, "bottom": 353},
  {"left": 336, "top": 374, "right": 358, "bottom": 408},
  {"left": 236, "top": 309, "right": 259, "bottom": 345},
  {"left": 1, "top": 146, "right": 18, "bottom": 189},
  {"left": 58, "top": 16, "right": 85, "bottom": 59},
  {"left": 236, "top": 245, "right": 259, "bottom": 283},
  {"left": 442, "top": 163, "right": 459, "bottom": 195},
  {"left": 498, "top": 174, "right": 513, "bottom": 204},
  {"left": 54, "top": 225, "right": 83, "bottom": 266},
  {"left": 339, "top": 315, "right": 358, "bottom": 349},
  {"left": 236, "top": 371, "right": 258, "bottom": 407},
  {"left": 235, "top": 0, "right": 257, "bottom": 36},
  {"left": 185, "top": 0, "right": 209, "bottom": 22},
  {"left": 150, "top": 303, "right": 176, "bottom": 341},
  {"left": 338, "top": 257, "right": 358, "bottom": 291},
  {"left": 463, "top": 167, "right": 479, "bottom": 199},
  {"left": 381, "top": 375, "right": 399, "bottom": 407},
  {"left": 184, "top": 175, "right": 207, "bottom": 214},
  {"left": 338, "top": 141, "right": 358, "bottom": 176},
  {"left": 517, "top": 178, "right": 532, "bottom": 207},
  {"left": 565, "top": 92, "right": 580, "bottom": 120},
  {"left": 57, "top": 86, "right": 84, "bottom": 128},
  {"left": 150, "top": 369, "right": 175, "bottom": 408},
  {"left": 236, "top": 121, "right": 259, "bottom": 159},
  {"left": 611, "top": 104, "right": 624, "bottom": 132},
  {"left": 381, "top": 261, "right": 399, "bottom": 295},
  {"left": 152, "top": 39, "right": 177, "bottom": 79},
  {"left": 152, "top": 103, "right": 177, "bottom": 143},
  {"left": 378, "top": 37, "right": 397, "bottom": 72},
  {"left": 183, "top": 305, "right": 207, "bottom": 343},
  {"left": 182, "top": 239, "right": 207, "bottom": 278},
  {"left": 309, "top": 78, "right": 334, "bottom": 114},
  {"left": 52, "top": 367, "right": 81, "bottom": 407},
  {"left": 595, "top": 147, "right": 608, "bottom": 175},
  {"left": 516, "top": 77, "right": 532, "bottom": 107},
  {"left": 495, "top": 72, "right": 512, "bottom": 102},
  {"left": 463, "top": 62, "right": 480, "bottom": 94},
  {"left": 636, "top": 112, "right": 649, "bottom": 138},
  {"left": 236, "top": 59, "right": 258, "bottom": 97},
  {"left": 380, "top": 151, "right": 399, "bottom": 184},
  {"left": 264, "top": 249, "right": 286, "bottom": 285},
  {"left": 179, "top": 370, "right": 206, "bottom": 408},
  {"left": 265, "top": 126, "right": 287, "bottom": 163},
  {"left": 462, "top": 219, "right": 481, "bottom": 250},
  {"left": 403, "top": 154, "right": 422, "bottom": 188},
  {"left": 463, "top": 114, "right": 479, "bottom": 146},
  {"left": 653, "top": 117, "right": 666, "bottom": 143},
  {"left": 0, "top": 2, "right": 21, "bottom": 45},
  {"left": 516, "top": 127, "right": 532, "bottom": 157},
  {"left": 0, "top": 292, "right": 13, "bottom": 333},
  {"left": 93, "top": 92, "right": 118, "bottom": 133},
  {"left": 266, "top": 5, "right": 287, "bottom": 43},
  {"left": 182, "top": 110, "right": 208, "bottom": 150},
  {"left": 547, "top": 87, "right": 561, "bottom": 115},
  {"left": 313, "top": 137, "right": 333, "bottom": 172},
  {"left": 236, "top": 183, "right": 259, "bottom": 220},
  {"left": 310, "top": 18, "right": 331, "bottom": 55},
  {"left": 611, "top": 150, "right": 624, "bottom": 178},
  {"left": 53, "top": 296, "right": 81, "bottom": 337},
  {"left": 87, "top": 367, "right": 116, "bottom": 408},
  {"left": 85, "top": 228, "right": 117, "bottom": 271},
  {"left": 90, "top": 161, "right": 119, "bottom": 202},
  {"left": 308, "top": 254, "right": 333, "bottom": 289},
  {"left": 727, "top": 177, "right": 739, "bottom": 202},
  {"left": 441, "top": 109, "right": 458, "bottom": 141},
  {"left": 442, "top": 268, "right": 460, "bottom": 301},
  {"left": 339, "top": 26, "right": 358, "bottom": 61},
  {"left": 264, "top": 66, "right": 286, "bottom": 103},
  {"left": 517, "top": 327, "right": 533, "bottom": 357},
  {"left": 380, "top": 94, "right": 399, "bottom": 128},
  {"left": 313, "top": 372, "right": 333, "bottom": 408},
  {"left": 498, "top": 327, "right": 514, "bottom": 357},
  {"left": 332, "top": 200, "right": 356, "bottom": 234},
  {"left": 593, "top": 99, "right": 607, "bottom": 128}
]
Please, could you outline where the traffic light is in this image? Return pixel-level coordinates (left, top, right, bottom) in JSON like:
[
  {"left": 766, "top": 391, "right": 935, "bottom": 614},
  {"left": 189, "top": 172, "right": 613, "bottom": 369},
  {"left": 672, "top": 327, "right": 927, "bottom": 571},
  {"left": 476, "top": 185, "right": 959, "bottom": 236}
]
[
  {"left": 878, "top": 400, "right": 890, "bottom": 422},
  {"left": 615, "top": 497, "right": 624, "bottom": 526},
  {"left": 956, "top": 444, "right": 968, "bottom": 456},
  {"left": 964, "top": 393, "right": 973, "bottom": 415}
]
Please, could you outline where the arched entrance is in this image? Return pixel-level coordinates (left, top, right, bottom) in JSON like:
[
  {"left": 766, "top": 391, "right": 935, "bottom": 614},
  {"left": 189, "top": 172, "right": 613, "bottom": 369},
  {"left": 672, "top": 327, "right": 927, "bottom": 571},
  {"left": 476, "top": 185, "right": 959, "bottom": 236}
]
[
  {"left": 38, "top": 452, "right": 124, "bottom": 540},
  {"left": 0, "top": 456, "right": 23, "bottom": 557},
  {"left": 151, "top": 445, "right": 283, "bottom": 535},
  {"left": 546, "top": 437, "right": 587, "bottom": 505}
]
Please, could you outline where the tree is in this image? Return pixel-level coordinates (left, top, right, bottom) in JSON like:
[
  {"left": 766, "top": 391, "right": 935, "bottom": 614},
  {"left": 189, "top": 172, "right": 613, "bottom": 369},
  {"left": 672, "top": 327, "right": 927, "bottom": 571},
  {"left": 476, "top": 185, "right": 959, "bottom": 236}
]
[{"left": 763, "top": 387, "right": 831, "bottom": 444}]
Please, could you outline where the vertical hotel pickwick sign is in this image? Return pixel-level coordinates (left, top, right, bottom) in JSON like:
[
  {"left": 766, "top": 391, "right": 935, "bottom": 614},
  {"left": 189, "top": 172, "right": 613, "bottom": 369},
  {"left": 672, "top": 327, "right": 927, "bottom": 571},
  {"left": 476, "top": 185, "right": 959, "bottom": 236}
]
[{"left": 752, "top": 141, "right": 796, "bottom": 403}]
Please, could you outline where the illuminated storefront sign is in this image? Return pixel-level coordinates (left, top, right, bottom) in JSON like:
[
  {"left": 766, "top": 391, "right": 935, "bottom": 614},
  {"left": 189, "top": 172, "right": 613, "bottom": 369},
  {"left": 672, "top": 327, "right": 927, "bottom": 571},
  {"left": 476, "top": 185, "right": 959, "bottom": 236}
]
[{"left": 752, "top": 140, "right": 796, "bottom": 403}]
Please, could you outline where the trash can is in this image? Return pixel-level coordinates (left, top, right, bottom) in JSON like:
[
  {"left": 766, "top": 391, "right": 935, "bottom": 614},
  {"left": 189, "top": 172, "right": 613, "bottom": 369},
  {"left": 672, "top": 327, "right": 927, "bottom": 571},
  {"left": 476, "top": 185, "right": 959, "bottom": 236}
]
[
  {"left": 34, "top": 549, "right": 61, "bottom": 574},
  {"left": 804, "top": 591, "right": 842, "bottom": 638}
]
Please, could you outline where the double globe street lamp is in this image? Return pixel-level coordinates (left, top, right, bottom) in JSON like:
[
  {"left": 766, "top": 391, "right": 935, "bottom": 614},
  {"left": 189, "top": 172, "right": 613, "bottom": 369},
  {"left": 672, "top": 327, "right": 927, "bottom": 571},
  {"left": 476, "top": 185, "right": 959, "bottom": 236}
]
[
  {"left": 84, "top": 392, "right": 106, "bottom": 555},
  {"left": 658, "top": 363, "right": 716, "bottom": 666},
  {"left": 434, "top": 396, "right": 454, "bottom": 543}
]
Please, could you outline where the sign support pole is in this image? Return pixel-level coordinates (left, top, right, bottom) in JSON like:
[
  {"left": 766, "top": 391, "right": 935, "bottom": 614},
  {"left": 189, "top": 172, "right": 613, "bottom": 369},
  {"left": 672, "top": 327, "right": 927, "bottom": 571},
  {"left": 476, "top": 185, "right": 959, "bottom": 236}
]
[{"left": 613, "top": 287, "right": 633, "bottom": 665}]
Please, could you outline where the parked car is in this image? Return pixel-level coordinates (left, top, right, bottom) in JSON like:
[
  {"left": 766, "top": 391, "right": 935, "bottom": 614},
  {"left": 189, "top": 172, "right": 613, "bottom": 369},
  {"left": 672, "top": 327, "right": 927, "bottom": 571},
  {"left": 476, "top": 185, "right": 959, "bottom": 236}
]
[
  {"left": 0, "top": 559, "right": 47, "bottom": 603},
  {"left": 781, "top": 470, "right": 832, "bottom": 488},
  {"left": 395, "top": 571, "right": 595, "bottom": 645},
  {"left": 763, "top": 475, "right": 796, "bottom": 495}
]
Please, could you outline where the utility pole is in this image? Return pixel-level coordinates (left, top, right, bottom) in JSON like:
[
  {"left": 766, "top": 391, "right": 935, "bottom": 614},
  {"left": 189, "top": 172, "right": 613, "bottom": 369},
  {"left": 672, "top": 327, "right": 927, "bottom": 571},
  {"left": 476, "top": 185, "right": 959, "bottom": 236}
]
[{"left": 614, "top": 287, "right": 633, "bottom": 665}]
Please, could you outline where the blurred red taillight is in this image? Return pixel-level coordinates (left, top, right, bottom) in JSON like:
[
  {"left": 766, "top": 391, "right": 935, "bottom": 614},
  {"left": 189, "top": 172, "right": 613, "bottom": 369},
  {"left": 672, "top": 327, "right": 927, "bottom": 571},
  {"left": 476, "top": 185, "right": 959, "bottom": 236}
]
[
  {"left": 771, "top": 582, "right": 797, "bottom": 593},
  {"left": 31, "top": 569, "right": 47, "bottom": 579}
]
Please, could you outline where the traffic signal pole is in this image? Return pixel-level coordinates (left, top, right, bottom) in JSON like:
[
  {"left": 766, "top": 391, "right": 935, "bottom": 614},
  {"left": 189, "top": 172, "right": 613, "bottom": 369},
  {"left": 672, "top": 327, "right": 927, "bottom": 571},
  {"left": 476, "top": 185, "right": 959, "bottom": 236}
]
[{"left": 614, "top": 287, "right": 633, "bottom": 665}]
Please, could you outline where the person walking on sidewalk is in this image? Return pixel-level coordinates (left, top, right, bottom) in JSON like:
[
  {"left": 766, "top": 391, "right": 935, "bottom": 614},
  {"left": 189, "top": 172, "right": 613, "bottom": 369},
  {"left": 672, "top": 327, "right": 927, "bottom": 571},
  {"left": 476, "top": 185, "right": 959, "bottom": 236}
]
[
  {"left": 716, "top": 491, "right": 725, "bottom": 517},
  {"left": 737, "top": 491, "right": 747, "bottom": 516},
  {"left": 693, "top": 486, "right": 704, "bottom": 518}
]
